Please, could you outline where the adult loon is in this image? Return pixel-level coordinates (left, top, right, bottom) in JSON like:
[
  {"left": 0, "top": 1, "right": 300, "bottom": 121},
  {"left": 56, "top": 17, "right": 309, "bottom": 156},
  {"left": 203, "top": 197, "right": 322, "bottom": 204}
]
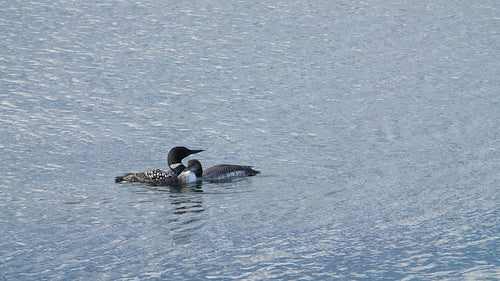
[{"left": 115, "top": 146, "right": 203, "bottom": 185}]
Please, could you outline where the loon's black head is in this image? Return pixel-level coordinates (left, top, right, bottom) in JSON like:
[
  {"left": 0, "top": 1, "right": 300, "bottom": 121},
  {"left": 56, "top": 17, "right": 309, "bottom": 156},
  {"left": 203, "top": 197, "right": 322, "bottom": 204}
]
[
  {"left": 167, "top": 146, "right": 204, "bottom": 175},
  {"left": 185, "top": 159, "right": 203, "bottom": 178}
]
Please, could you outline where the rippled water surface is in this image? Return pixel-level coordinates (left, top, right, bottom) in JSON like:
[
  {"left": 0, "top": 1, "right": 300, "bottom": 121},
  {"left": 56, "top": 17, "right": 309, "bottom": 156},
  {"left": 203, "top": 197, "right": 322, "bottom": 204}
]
[{"left": 1, "top": 1, "right": 498, "bottom": 280}]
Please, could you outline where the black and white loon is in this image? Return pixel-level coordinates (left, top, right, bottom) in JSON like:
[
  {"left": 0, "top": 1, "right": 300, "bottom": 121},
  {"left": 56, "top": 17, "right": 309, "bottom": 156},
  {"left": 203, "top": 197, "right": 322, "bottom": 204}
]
[{"left": 115, "top": 146, "right": 203, "bottom": 185}]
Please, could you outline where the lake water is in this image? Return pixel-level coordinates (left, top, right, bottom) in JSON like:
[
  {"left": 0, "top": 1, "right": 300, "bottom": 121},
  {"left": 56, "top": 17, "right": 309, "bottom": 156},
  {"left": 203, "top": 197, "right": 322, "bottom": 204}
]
[{"left": 1, "top": 1, "right": 498, "bottom": 280}]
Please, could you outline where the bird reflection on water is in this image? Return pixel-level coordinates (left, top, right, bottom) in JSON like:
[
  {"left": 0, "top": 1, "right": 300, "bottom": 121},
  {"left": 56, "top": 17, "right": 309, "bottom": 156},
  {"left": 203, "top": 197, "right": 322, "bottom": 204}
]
[
  {"left": 168, "top": 190, "right": 205, "bottom": 244},
  {"left": 130, "top": 182, "right": 205, "bottom": 244},
  {"left": 128, "top": 181, "right": 252, "bottom": 245}
]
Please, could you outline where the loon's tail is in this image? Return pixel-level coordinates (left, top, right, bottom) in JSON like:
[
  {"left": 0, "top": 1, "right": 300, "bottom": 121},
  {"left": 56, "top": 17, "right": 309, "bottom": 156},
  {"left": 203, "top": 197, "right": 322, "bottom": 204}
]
[
  {"left": 248, "top": 168, "right": 260, "bottom": 176},
  {"left": 115, "top": 173, "right": 137, "bottom": 183}
]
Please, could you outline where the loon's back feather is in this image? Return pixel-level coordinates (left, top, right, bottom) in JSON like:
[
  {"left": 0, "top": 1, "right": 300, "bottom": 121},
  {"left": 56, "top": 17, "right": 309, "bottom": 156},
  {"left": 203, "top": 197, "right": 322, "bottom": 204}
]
[
  {"left": 115, "top": 169, "right": 176, "bottom": 185},
  {"left": 202, "top": 164, "right": 260, "bottom": 181}
]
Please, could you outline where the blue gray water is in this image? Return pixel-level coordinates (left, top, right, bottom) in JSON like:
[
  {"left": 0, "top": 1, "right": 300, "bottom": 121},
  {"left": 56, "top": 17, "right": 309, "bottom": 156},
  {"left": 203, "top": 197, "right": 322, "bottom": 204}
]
[{"left": 1, "top": 1, "right": 498, "bottom": 280}]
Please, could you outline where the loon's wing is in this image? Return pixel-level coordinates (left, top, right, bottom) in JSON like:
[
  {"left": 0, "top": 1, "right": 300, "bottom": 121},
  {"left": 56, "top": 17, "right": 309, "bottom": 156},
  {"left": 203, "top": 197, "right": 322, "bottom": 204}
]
[
  {"left": 202, "top": 164, "right": 260, "bottom": 181},
  {"left": 115, "top": 169, "right": 177, "bottom": 185}
]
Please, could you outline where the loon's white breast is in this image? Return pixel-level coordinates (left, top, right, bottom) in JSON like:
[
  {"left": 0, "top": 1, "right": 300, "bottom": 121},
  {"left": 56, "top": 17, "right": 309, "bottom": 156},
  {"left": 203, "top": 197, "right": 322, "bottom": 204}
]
[{"left": 177, "top": 170, "right": 198, "bottom": 183}]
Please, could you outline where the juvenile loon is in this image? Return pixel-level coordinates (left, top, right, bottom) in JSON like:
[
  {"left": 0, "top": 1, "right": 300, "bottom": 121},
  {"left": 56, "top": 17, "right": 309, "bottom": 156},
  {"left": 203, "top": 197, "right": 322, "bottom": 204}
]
[
  {"left": 177, "top": 159, "right": 259, "bottom": 181},
  {"left": 115, "top": 146, "right": 203, "bottom": 185},
  {"left": 168, "top": 159, "right": 259, "bottom": 183},
  {"left": 202, "top": 163, "right": 260, "bottom": 181}
]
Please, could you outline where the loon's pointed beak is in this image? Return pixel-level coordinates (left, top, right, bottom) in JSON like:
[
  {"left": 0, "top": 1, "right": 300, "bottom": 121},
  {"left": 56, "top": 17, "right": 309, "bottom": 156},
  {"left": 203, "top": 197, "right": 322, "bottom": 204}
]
[{"left": 189, "top": 149, "right": 204, "bottom": 155}]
